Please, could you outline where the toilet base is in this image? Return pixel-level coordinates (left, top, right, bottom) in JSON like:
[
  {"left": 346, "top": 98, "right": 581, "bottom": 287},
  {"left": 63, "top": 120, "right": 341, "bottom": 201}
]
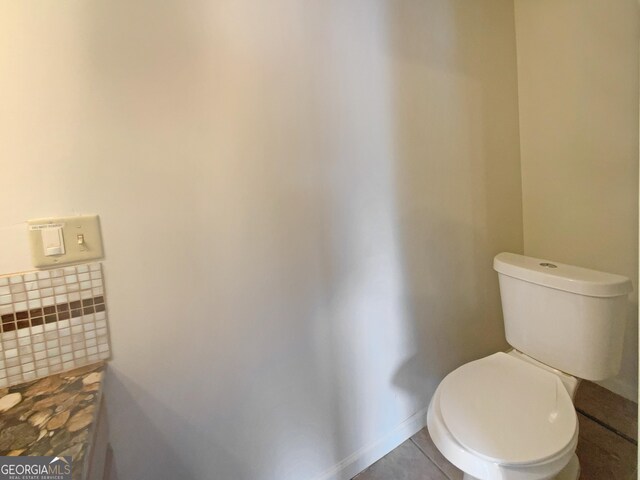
[
  {"left": 461, "top": 454, "right": 580, "bottom": 480},
  {"left": 553, "top": 454, "right": 580, "bottom": 480}
]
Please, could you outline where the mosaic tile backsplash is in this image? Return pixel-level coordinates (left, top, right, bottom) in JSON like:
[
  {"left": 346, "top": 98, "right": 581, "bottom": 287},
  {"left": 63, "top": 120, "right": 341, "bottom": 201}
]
[{"left": 0, "top": 263, "right": 110, "bottom": 388}]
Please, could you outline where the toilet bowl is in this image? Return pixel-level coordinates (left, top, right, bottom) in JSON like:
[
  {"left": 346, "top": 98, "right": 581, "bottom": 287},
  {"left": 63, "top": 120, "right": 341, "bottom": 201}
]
[{"left": 427, "top": 351, "right": 580, "bottom": 480}]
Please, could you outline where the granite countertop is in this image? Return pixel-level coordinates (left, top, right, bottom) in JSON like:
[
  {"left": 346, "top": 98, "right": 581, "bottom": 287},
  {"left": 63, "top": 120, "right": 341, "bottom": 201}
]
[{"left": 0, "top": 362, "right": 105, "bottom": 480}]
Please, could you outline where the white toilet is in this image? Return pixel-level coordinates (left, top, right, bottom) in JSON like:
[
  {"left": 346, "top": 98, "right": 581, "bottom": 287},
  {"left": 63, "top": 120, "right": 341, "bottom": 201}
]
[{"left": 427, "top": 252, "right": 632, "bottom": 480}]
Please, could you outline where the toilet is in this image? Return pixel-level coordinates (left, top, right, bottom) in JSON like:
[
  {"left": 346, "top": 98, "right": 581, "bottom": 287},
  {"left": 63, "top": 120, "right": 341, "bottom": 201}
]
[{"left": 427, "top": 252, "right": 632, "bottom": 480}]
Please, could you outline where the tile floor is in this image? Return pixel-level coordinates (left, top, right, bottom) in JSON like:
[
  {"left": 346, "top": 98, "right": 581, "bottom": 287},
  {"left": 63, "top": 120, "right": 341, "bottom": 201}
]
[{"left": 353, "top": 381, "right": 637, "bottom": 480}]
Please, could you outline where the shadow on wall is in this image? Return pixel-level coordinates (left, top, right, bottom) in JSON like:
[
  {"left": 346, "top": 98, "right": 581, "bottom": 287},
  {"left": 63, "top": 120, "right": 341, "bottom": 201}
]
[
  {"left": 104, "top": 370, "right": 197, "bottom": 480},
  {"left": 388, "top": 0, "right": 521, "bottom": 402},
  {"left": 81, "top": 1, "right": 522, "bottom": 480}
]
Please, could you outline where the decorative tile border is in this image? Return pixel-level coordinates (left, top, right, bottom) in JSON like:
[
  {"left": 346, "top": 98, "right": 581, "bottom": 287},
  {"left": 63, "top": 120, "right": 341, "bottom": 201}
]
[{"left": 0, "top": 263, "right": 110, "bottom": 388}]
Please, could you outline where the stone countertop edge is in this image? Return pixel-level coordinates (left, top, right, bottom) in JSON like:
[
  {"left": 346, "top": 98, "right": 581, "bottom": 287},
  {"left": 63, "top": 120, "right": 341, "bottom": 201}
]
[
  {"left": 0, "top": 361, "right": 107, "bottom": 480},
  {"left": 79, "top": 364, "right": 105, "bottom": 480}
]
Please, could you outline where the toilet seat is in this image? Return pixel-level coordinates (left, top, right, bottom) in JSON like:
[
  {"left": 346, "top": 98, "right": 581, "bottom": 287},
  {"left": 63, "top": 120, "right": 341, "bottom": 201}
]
[
  {"left": 439, "top": 352, "right": 576, "bottom": 465},
  {"left": 427, "top": 353, "right": 579, "bottom": 480}
]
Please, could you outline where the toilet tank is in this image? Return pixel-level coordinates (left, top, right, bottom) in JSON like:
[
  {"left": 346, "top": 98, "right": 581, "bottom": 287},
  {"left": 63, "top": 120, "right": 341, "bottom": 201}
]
[{"left": 494, "top": 252, "right": 632, "bottom": 381}]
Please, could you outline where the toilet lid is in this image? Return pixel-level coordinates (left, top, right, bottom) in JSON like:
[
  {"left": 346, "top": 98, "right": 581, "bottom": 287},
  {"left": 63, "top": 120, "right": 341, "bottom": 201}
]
[{"left": 439, "top": 352, "right": 577, "bottom": 465}]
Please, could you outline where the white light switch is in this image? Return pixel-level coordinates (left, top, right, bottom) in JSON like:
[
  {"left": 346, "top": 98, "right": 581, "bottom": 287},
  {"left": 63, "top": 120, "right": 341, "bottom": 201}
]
[
  {"left": 28, "top": 215, "right": 104, "bottom": 268},
  {"left": 41, "top": 226, "right": 65, "bottom": 256}
]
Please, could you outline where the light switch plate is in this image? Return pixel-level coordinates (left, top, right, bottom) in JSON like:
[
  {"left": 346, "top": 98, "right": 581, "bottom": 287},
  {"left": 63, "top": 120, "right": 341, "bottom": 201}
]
[{"left": 28, "top": 215, "right": 104, "bottom": 268}]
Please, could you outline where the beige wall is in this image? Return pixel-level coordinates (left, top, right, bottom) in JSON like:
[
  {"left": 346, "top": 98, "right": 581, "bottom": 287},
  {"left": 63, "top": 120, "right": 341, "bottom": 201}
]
[
  {"left": 515, "top": 0, "right": 639, "bottom": 400},
  {"left": 0, "top": 1, "right": 522, "bottom": 479}
]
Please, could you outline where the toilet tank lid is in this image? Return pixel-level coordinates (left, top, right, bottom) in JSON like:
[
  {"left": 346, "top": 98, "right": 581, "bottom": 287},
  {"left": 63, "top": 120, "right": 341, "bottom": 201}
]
[{"left": 493, "top": 252, "right": 632, "bottom": 298}]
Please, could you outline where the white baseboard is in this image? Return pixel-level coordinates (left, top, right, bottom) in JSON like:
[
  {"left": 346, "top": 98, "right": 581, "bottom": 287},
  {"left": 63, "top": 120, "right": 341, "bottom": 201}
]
[
  {"left": 312, "top": 405, "right": 429, "bottom": 480},
  {"left": 596, "top": 377, "right": 638, "bottom": 403}
]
